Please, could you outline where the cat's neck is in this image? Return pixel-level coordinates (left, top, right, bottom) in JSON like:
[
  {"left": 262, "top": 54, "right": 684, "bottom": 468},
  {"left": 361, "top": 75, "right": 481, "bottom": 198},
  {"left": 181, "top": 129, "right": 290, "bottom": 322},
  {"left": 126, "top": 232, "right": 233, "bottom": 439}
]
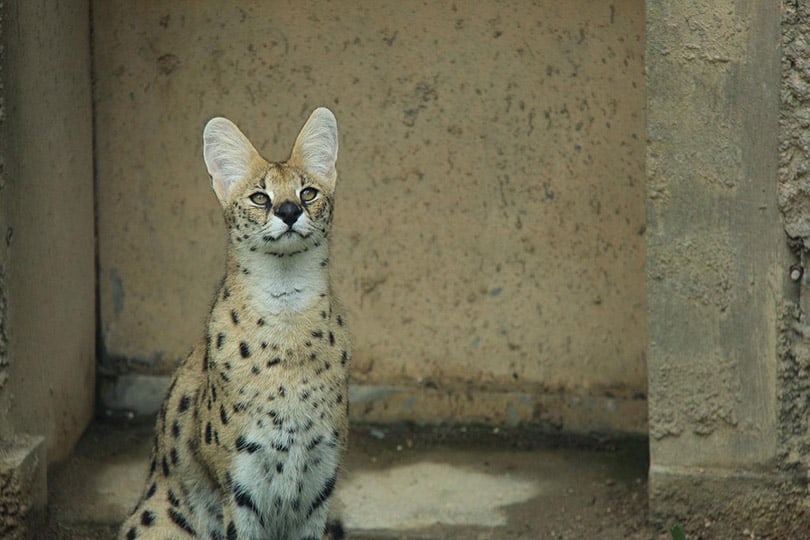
[{"left": 224, "top": 243, "right": 330, "bottom": 317}]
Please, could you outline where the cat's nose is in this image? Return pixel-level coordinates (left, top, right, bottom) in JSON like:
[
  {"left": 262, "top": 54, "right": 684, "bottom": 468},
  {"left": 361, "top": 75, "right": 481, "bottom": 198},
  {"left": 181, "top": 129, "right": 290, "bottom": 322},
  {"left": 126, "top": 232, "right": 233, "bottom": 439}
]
[{"left": 275, "top": 200, "right": 303, "bottom": 226}]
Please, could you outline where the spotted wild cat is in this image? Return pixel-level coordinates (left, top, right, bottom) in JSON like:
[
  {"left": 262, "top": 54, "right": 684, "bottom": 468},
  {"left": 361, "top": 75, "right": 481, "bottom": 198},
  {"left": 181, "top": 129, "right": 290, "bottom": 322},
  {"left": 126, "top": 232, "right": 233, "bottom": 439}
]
[{"left": 119, "top": 107, "right": 350, "bottom": 540}]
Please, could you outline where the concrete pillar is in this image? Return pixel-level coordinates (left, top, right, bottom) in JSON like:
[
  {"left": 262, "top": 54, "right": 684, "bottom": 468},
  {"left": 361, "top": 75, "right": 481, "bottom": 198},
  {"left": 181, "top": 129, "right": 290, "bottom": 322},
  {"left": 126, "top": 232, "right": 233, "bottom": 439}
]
[
  {"left": 0, "top": 0, "right": 95, "bottom": 537},
  {"left": 646, "top": 1, "right": 802, "bottom": 533}
]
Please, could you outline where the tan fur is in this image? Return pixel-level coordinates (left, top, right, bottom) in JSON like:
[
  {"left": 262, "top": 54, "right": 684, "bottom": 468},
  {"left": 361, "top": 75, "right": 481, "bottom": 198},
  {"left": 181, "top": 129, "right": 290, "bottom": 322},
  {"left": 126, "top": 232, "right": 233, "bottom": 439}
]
[{"left": 119, "top": 108, "right": 349, "bottom": 540}]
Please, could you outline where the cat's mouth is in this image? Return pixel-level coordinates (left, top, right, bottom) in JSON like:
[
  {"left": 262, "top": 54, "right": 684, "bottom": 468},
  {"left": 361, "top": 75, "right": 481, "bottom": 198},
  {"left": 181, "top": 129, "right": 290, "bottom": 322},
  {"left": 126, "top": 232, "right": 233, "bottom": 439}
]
[{"left": 262, "top": 229, "right": 311, "bottom": 242}]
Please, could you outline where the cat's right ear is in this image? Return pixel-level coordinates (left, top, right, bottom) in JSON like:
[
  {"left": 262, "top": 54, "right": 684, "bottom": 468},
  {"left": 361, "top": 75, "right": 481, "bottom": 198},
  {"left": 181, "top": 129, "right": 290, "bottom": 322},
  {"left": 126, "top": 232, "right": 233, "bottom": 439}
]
[{"left": 203, "top": 117, "right": 260, "bottom": 205}]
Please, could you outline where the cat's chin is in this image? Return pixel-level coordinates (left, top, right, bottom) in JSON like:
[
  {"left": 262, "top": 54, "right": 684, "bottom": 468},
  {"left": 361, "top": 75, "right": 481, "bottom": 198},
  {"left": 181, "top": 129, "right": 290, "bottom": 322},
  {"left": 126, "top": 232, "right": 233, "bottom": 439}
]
[
  {"left": 260, "top": 230, "right": 310, "bottom": 243},
  {"left": 249, "top": 234, "right": 322, "bottom": 258}
]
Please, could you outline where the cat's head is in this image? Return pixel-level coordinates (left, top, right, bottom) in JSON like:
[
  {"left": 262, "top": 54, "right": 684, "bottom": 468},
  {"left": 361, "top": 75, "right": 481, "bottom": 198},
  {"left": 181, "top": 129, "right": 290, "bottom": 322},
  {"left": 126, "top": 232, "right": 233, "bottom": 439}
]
[{"left": 203, "top": 108, "right": 338, "bottom": 256}]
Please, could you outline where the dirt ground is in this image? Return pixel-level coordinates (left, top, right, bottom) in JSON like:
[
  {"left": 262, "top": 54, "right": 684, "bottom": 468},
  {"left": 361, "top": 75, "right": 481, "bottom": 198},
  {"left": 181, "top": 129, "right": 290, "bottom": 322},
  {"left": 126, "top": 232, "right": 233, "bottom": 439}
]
[{"left": 46, "top": 419, "right": 664, "bottom": 539}]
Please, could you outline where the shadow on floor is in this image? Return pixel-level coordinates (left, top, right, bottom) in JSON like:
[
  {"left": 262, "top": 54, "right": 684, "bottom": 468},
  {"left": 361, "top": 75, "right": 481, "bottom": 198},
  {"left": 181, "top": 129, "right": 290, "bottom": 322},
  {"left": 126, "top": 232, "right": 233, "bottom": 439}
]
[{"left": 46, "top": 419, "right": 654, "bottom": 539}]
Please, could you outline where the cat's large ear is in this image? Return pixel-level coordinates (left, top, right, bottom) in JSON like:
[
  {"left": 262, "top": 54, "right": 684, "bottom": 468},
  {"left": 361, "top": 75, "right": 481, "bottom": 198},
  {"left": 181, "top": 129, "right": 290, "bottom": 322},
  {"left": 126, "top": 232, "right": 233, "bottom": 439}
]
[
  {"left": 289, "top": 107, "right": 339, "bottom": 189},
  {"left": 203, "top": 117, "right": 260, "bottom": 205}
]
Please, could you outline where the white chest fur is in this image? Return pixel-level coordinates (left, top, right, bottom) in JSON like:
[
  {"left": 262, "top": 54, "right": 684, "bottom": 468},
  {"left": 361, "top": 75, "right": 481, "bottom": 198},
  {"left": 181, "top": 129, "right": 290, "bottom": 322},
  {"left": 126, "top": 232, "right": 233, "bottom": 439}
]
[
  {"left": 238, "top": 245, "right": 329, "bottom": 317},
  {"left": 228, "top": 385, "right": 342, "bottom": 537}
]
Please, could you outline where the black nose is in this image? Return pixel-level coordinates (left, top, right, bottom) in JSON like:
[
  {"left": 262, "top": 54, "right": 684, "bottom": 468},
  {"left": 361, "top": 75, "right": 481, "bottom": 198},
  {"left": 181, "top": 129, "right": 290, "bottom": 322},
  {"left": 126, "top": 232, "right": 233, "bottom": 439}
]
[{"left": 275, "top": 200, "right": 303, "bottom": 226}]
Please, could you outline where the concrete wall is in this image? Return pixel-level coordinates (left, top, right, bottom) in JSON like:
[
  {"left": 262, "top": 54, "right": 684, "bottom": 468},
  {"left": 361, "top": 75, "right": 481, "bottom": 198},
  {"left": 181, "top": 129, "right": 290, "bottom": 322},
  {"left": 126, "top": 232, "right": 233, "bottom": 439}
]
[
  {"left": 0, "top": 0, "right": 95, "bottom": 464},
  {"left": 0, "top": 0, "right": 95, "bottom": 535},
  {"left": 646, "top": 0, "right": 805, "bottom": 533},
  {"left": 94, "top": 1, "right": 647, "bottom": 434}
]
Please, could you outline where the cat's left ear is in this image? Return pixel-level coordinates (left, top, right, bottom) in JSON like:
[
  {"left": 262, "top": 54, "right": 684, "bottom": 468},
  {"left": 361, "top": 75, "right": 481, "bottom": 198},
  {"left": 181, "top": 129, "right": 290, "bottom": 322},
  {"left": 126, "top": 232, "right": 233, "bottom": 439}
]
[
  {"left": 203, "top": 117, "right": 261, "bottom": 205},
  {"left": 289, "top": 107, "right": 339, "bottom": 190}
]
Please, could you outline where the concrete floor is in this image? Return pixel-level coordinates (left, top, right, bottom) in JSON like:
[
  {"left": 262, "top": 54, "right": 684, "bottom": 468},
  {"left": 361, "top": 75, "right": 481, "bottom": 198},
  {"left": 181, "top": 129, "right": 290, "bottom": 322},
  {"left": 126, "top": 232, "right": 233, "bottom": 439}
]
[{"left": 46, "top": 420, "right": 655, "bottom": 539}]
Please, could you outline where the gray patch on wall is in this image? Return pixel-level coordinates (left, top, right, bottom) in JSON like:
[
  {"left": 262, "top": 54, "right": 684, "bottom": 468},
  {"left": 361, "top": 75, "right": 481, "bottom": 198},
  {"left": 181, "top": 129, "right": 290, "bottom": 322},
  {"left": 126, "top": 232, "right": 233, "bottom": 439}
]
[
  {"left": 0, "top": 0, "right": 7, "bottom": 392},
  {"left": 778, "top": 0, "right": 810, "bottom": 474}
]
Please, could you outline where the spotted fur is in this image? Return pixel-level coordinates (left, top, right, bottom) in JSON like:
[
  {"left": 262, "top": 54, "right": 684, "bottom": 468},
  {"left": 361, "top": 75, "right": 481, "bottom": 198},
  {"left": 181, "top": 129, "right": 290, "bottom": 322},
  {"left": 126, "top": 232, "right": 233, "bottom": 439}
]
[{"left": 119, "top": 108, "right": 349, "bottom": 540}]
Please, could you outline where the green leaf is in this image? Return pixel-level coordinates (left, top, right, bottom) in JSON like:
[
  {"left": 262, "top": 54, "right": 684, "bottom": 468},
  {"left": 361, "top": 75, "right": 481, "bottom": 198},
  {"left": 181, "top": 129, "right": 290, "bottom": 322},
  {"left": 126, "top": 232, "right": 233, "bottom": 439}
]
[{"left": 671, "top": 524, "right": 686, "bottom": 540}]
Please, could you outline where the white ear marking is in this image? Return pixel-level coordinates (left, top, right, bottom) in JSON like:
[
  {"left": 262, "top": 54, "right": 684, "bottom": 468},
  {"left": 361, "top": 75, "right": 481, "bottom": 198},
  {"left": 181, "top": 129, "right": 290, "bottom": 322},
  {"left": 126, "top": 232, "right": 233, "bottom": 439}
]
[
  {"left": 290, "top": 107, "right": 339, "bottom": 187},
  {"left": 203, "top": 117, "right": 259, "bottom": 204}
]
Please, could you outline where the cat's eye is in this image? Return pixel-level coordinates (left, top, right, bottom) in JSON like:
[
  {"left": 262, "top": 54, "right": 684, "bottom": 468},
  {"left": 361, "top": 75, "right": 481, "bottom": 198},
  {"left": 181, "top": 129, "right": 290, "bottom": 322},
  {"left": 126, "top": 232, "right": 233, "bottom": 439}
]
[
  {"left": 300, "top": 187, "right": 318, "bottom": 204},
  {"left": 249, "top": 192, "right": 270, "bottom": 207}
]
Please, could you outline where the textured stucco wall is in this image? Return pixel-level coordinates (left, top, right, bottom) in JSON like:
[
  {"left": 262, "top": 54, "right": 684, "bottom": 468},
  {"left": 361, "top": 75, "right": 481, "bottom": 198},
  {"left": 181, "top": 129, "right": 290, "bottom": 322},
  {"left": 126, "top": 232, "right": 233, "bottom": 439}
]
[
  {"left": 94, "top": 1, "right": 646, "bottom": 432},
  {"left": 0, "top": 0, "right": 95, "bottom": 464},
  {"left": 779, "top": 0, "right": 810, "bottom": 508},
  {"left": 647, "top": 0, "right": 802, "bottom": 532}
]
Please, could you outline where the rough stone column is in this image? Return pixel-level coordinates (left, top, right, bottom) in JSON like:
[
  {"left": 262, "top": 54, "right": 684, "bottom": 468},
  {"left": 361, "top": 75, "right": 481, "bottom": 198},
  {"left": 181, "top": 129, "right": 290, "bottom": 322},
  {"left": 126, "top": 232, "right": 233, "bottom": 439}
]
[
  {"left": 647, "top": 1, "right": 803, "bottom": 534},
  {"left": 0, "top": 0, "right": 95, "bottom": 537}
]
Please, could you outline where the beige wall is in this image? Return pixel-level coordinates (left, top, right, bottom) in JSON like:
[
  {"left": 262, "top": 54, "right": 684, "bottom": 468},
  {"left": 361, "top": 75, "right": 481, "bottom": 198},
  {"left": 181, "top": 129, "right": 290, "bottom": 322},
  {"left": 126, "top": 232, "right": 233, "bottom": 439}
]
[
  {"left": 0, "top": 0, "right": 96, "bottom": 463},
  {"left": 94, "top": 1, "right": 647, "bottom": 433}
]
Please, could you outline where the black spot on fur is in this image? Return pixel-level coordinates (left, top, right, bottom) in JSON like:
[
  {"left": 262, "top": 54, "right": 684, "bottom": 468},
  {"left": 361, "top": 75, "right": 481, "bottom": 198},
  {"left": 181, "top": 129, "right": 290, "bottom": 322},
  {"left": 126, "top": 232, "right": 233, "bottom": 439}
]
[
  {"left": 178, "top": 395, "right": 190, "bottom": 413},
  {"left": 276, "top": 462, "right": 284, "bottom": 474},
  {"left": 311, "top": 330, "right": 324, "bottom": 339},
  {"left": 216, "top": 332, "right": 226, "bottom": 349},
  {"left": 168, "top": 508, "right": 197, "bottom": 536},
  {"left": 231, "top": 310, "right": 240, "bottom": 325},
  {"left": 325, "top": 520, "right": 346, "bottom": 540},
  {"left": 267, "top": 357, "right": 281, "bottom": 368},
  {"left": 161, "top": 455, "right": 170, "bottom": 477},
  {"left": 257, "top": 318, "right": 265, "bottom": 326},
  {"left": 220, "top": 404, "right": 229, "bottom": 425},
  {"left": 306, "top": 435, "right": 324, "bottom": 450},
  {"left": 168, "top": 489, "right": 181, "bottom": 507},
  {"left": 251, "top": 365, "right": 261, "bottom": 375},
  {"left": 170, "top": 447, "right": 179, "bottom": 465},
  {"left": 141, "top": 510, "right": 155, "bottom": 526},
  {"left": 227, "top": 521, "right": 237, "bottom": 540},
  {"left": 329, "top": 332, "right": 335, "bottom": 346},
  {"left": 235, "top": 436, "right": 262, "bottom": 454},
  {"left": 126, "top": 527, "right": 137, "bottom": 540},
  {"left": 272, "top": 440, "right": 290, "bottom": 452},
  {"left": 341, "top": 350, "right": 349, "bottom": 365},
  {"left": 239, "top": 341, "right": 250, "bottom": 358},
  {"left": 171, "top": 421, "right": 180, "bottom": 438},
  {"left": 308, "top": 474, "right": 337, "bottom": 518},
  {"left": 234, "top": 485, "right": 264, "bottom": 525},
  {"left": 337, "top": 315, "right": 344, "bottom": 326},
  {"left": 145, "top": 482, "right": 156, "bottom": 500}
]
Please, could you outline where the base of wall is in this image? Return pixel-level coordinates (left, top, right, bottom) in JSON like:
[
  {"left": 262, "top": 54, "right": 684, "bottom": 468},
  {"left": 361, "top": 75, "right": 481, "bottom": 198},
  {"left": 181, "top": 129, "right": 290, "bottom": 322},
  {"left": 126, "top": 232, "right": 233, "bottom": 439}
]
[
  {"left": 99, "top": 374, "right": 647, "bottom": 436},
  {"left": 649, "top": 464, "right": 810, "bottom": 536},
  {"left": 0, "top": 435, "right": 45, "bottom": 540}
]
